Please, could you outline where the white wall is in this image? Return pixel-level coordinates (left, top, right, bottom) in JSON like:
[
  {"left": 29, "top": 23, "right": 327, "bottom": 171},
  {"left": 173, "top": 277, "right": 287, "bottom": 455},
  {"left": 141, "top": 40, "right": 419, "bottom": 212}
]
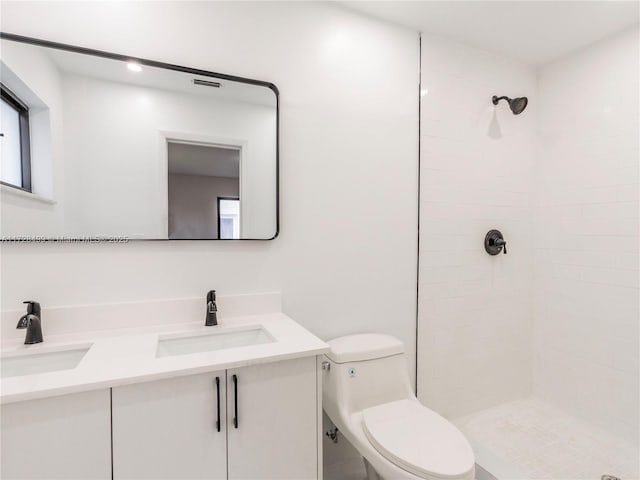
[
  {"left": 417, "top": 32, "right": 537, "bottom": 418},
  {"left": 533, "top": 27, "right": 640, "bottom": 444},
  {"left": 0, "top": 0, "right": 419, "bottom": 379}
]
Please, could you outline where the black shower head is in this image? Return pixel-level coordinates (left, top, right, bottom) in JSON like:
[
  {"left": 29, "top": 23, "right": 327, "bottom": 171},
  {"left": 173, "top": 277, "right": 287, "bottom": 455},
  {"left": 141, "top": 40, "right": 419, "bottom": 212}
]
[{"left": 492, "top": 95, "right": 528, "bottom": 115}]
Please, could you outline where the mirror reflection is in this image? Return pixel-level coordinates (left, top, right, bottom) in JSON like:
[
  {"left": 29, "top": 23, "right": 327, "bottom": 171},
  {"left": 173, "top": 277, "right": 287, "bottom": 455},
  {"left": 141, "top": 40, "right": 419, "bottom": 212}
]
[
  {"left": 168, "top": 142, "right": 241, "bottom": 240},
  {"left": 0, "top": 36, "right": 278, "bottom": 240}
]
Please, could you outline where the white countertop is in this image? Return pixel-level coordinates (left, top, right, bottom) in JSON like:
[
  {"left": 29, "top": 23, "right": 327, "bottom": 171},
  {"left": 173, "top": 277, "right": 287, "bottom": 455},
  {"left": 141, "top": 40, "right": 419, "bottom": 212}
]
[{"left": 1, "top": 312, "right": 329, "bottom": 404}]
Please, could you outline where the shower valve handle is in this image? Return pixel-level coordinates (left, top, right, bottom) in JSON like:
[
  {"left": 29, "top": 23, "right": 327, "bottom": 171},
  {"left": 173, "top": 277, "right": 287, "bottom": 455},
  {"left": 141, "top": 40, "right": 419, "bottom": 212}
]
[
  {"left": 495, "top": 238, "right": 507, "bottom": 254},
  {"left": 485, "top": 230, "right": 507, "bottom": 255}
]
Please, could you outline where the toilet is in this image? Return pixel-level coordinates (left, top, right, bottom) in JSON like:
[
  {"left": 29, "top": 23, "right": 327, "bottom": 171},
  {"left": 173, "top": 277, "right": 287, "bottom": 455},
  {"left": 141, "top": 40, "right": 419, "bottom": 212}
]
[{"left": 322, "top": 334, "right": 475, "bottom": 480}]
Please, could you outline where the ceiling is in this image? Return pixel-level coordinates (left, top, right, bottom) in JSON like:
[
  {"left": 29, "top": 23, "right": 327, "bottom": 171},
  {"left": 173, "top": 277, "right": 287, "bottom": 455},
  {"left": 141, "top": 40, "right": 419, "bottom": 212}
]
[
  {"left": 168, "top": 143, "right": 240, "bottom": 178},
  {"left": 340, "top": 1, "right": 640, "bottom": 65}
]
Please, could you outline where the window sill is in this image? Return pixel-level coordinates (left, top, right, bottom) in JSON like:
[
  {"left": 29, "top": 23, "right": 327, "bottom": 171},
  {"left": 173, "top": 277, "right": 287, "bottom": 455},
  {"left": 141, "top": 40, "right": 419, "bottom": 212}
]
[{"left": 1, "top": 184, "right": 57, "bottom": 205}]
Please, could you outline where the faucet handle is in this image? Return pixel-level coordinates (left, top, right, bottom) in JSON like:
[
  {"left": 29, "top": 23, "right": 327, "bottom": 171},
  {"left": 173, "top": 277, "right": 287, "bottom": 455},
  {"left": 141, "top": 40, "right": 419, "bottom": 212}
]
[
  {"left": 495, "top": 238, "right": 507, "bottom": 254},
  {"left": 484, "top": 230, "right": 507, "bottom": 255},
  {"left": 23, "top": 301, "right": 41, "bottom": 315}
]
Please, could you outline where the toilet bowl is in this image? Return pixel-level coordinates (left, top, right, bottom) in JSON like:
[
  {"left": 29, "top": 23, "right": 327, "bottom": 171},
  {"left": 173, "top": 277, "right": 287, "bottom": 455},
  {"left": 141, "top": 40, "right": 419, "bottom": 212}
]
[{"left": 322, "top": 334, "right": 475, "bottom": 480}]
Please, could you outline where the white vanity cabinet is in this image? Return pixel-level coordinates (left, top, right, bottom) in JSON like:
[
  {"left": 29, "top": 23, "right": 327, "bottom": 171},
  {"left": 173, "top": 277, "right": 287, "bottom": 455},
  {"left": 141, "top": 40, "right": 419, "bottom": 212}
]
[
  {"left": 226, "top": 357, "right": 318, "bottom": 479},
  {"left": 0, "top": 389, "right": 112, "bottom": 480},
  {"left": 111, "top": 369, "right": 228, "bottom": 479},
  {"left": 112, "top": 356, "right": 319, "bottom": 480}
]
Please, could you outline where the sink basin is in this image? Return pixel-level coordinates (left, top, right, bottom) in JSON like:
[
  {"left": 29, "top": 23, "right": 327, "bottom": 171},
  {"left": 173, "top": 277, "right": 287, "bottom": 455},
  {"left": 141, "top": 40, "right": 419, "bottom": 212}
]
[
  {"left": 156, "top": 326, "right": 275, "bottom": 358},
  {"left": 1, "top": 345, "right": 91, "bottom": 379}
]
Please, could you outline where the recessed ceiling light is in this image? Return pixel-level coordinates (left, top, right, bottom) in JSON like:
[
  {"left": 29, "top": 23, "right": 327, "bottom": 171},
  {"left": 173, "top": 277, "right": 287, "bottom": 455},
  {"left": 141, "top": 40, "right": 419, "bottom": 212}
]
[{"left": 127, "top": 62, "right": 142, "bottom": 72}]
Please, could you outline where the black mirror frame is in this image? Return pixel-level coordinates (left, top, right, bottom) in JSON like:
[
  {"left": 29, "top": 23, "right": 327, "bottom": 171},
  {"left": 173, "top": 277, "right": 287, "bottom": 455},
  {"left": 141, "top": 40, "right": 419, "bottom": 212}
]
[{"left": 0, "top": 32, "right": 279, "bottom": 241}]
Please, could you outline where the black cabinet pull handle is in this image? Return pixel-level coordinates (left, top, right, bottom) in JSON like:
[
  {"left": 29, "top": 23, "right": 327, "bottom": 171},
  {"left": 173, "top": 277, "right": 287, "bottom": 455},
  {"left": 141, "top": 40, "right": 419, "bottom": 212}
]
[
  {"left": 215, "top": 376, "right": 221, "bottom": 432},
  {"left": 232, "top": 374, "right": 238, "bottom": 429}
]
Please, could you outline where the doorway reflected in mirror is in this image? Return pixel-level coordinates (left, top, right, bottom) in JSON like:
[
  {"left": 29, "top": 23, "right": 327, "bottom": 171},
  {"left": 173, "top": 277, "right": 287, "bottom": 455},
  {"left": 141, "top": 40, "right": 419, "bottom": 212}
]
[{"left": 167, "top": 142, "right": 240, "bottom": 240}]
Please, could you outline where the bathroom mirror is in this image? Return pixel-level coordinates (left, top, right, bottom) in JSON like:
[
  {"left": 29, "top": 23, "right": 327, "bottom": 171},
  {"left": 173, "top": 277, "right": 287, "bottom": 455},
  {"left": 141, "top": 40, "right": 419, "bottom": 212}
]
[{"left": 0, "top": 33, "right": 278, "bottom": 240}]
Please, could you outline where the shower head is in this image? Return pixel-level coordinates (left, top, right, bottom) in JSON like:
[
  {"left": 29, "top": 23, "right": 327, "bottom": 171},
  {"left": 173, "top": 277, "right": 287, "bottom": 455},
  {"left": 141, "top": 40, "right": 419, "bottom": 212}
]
[{"left": 492, "top": 95, "right": 528, "bottom": 115}]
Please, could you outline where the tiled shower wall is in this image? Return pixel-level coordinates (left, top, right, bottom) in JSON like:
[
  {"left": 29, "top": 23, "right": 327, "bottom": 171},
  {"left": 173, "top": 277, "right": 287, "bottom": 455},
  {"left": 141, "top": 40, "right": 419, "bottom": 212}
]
[
  {"left": 417, "top": 32, "right": 537, "bottom": 418},
  {"left": 419, "top": 27, "right": 639, "bottom": 445},
  {"left": 533, "top": 27, "right": 640, "bottom": 444}
]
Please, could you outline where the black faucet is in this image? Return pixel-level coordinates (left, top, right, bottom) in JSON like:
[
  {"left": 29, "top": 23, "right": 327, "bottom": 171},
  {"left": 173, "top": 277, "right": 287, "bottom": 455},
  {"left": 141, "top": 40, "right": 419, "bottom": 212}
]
[
  {"left": 17, "top": 301, "right": 43, "bottom": 344},
  {"left": 206, "top": 290, "right": 218, "bottom": 326}
]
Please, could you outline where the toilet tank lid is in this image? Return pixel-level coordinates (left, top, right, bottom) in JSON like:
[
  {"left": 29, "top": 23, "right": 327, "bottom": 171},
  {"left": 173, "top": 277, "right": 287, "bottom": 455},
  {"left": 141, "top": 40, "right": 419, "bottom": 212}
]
[{"left": 326, "top": 334, "right": 404, "bottom": 363}]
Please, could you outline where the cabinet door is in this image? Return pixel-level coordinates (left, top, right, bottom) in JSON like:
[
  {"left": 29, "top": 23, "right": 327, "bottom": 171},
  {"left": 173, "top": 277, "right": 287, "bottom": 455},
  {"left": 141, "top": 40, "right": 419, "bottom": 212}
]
[
  {"left": 112, "top": 371, "right": 227, "bottom": 480},
  {"left": 227, "top": 357, "right": 318, "bottom": 479},
  {"left": 1, "top": 389, "right": 111, "bottom": 480}
]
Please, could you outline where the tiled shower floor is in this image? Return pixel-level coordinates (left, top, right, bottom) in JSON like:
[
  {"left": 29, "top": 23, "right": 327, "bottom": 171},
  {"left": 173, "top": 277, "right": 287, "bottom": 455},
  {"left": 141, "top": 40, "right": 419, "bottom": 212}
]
[{"left": 453, "top": 398, "right": 639, "bottom": 480}]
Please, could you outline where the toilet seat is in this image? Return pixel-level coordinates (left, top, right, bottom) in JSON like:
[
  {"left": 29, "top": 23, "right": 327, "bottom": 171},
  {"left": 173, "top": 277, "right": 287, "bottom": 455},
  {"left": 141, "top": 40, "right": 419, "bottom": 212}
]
[{"left": 362, "top": 399, "right": 475, "bottom": 479}]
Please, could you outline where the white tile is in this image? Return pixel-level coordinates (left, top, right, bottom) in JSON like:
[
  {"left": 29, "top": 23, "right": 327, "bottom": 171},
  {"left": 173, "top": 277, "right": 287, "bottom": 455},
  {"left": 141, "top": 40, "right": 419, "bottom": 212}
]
[
  {"left": 418, "top": 26, "right": 538, "bottom": 419},
  {"left": 420, "top": 24, "right": 638, "bottom": 451},
  {"left": 454, "top": 398, "right": 640, "bottom": 480},
  {"left": 533, "top": 26, "right": 639, "bottom": 444}
]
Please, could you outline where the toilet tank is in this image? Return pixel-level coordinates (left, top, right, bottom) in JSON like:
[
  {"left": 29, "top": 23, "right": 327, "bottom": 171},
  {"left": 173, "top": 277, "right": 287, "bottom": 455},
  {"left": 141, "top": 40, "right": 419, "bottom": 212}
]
[{"left": 322, "top": 334, "right": 414, "bottom": 419}]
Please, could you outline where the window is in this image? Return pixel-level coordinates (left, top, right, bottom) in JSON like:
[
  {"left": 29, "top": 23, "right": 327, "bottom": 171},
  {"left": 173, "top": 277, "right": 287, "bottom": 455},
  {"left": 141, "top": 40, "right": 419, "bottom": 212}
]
[
  {"left": 1, "top": 85, "right": 31, "bottom": 191},
  {"left": 217, "top": 197, "right": 240, "bottom": 239}
]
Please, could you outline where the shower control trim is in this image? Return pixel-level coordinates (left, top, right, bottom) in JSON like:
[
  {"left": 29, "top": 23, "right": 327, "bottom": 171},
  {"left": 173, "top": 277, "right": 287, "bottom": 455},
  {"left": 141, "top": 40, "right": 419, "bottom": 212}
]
[{"left": 485, "top": 229, "right": 507, "bottom": 255}]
